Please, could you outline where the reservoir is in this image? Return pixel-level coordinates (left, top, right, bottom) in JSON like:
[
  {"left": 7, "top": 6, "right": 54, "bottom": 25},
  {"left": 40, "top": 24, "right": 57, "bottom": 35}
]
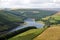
[{"left": 10, "top": 18, "right": 44, "bottom": 32}]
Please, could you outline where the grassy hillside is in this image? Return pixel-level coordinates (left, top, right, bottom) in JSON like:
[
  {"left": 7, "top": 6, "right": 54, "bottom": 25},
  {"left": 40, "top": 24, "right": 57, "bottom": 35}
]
[
  {"left": 52, "top": 12, "right": 60, "bottom": 20},
  {"left": 42, "top": 12, "right": 60, "bottom": 21},
  {"left": 33, "top": 12, "right": 60, "bottom": 40},
  {"left": 0, "top": 10, "right": 24, "bottom": 32},
  {"left": 33, "top": 25, "right": 60, "bottom": 40},
  {"left": 40, "top": 12, "right": 60, "bottom": 28},
  {"left": 0, "top": 9, "right": 58, "bottom": 40},
  {"left": 8, "top": 28, "right": 44, "bottom": 40},
  {"left": 0, "top": 9, "right": 56, "bottom": 32},
  {"left": 12, "top": 9, "right": 56, "bottom": 20}
]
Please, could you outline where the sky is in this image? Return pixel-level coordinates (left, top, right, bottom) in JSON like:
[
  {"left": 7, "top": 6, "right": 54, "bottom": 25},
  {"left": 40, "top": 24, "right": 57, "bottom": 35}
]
[{"left": 0, "top": 0, "right": 60, "bottom": 8}]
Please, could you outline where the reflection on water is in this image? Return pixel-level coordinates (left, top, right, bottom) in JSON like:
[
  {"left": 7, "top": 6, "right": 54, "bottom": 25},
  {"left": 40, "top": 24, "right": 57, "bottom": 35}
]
[
  {"left": 24, "top": 18, "right": 44, "bottom": 28},
  {"left": 10, "top": 18, "right": 44, "bottom": 32}
]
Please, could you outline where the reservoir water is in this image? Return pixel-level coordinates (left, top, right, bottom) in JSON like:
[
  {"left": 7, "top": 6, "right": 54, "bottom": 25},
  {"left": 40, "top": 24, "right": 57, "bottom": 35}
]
[{"left": 10, "top": 18, "right": 44, "bottom": 32}]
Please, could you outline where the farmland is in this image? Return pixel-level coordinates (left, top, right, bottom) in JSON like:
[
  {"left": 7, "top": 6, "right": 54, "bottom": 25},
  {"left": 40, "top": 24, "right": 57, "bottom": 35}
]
[
  {"left": 8, "top": 28, "right": 44, "bottom": 40},
  {"left": 33, "top": 25, "right": 60, "bottom": 40},
  {"left": 0, "top": 9, "right": 60, "bottom": 40},
  {"left": 33, "top": 12, "right": 60, "bottom": 40}
]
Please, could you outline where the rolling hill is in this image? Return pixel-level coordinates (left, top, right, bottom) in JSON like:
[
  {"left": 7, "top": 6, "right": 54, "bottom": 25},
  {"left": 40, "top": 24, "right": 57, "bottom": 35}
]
[
  {"left": 8, "top": 11, "right": 60, "bottom": 40},
  {"left": 0, "top": 10, "right": 24, "bottom": 32},
  {"left": 0, "top": 9, "right": 58, "bottom": 40},
  {"left": 12, "top": 9, "right": 56, "bottom": 20},
  {"left": 33, "top": 25, "right": 60, "bottom": 40},
  {"left": 0, "top": 9, "right": 56, "bottom": 32},
  {"left": 33, "top": 12, "right": 60, "bottom": 40}
]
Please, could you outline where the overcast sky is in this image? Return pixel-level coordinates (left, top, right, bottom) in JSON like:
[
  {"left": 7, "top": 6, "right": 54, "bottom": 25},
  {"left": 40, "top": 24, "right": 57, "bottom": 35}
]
[{"left": 0, "top": 0, "right": 60, "bottom": 8}]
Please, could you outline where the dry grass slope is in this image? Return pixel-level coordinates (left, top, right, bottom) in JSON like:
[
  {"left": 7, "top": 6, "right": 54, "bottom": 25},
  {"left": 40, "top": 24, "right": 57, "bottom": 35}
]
[{"left": 33, "top": 25, "right": 60, "bottom": 40}]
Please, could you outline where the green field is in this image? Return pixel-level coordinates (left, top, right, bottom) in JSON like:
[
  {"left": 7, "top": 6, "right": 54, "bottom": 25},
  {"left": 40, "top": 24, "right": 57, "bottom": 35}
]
[
  {"left": 34, "top": 25, "right": 60, "bottom": 40},
  {"left": 33, "top": 12, "right": 60, "bottom": 40},
  {"left": 0, "top": 10, "right": 24, "bottom": 32},
  {"left": 0, "top": 9, "right": 59, "bottom": 40},
  {"left": 9, "top": 12, "right": 60, "bottom": 40},
  {"left": 0, "top": 9, "right": 56, "bottom": 32},
  {"left": 8, "top": 28, "right": 44, "bottom": 40},
  {"left": 12, "top": 9, "right": 56, "bottom": 20}
]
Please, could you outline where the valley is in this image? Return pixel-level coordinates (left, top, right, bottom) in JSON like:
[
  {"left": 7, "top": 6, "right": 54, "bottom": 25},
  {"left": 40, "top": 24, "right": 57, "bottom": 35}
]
[{"left": 0, "top": 9, "right": 60, "bottom": 40}]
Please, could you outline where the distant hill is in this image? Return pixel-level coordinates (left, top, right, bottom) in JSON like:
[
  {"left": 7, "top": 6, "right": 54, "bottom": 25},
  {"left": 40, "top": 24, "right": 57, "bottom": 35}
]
[
  {"left": 40, "top": 8, "right": 60, "bottom": 11},
  {"left": 11, "top": 9, "right": 57, "bottom": 20},
  {"left": 0, "top": 10, "right": 24, "bottom": 32},
  {"left": 0, "top": 9, "right": 57, "bottom": 32}
]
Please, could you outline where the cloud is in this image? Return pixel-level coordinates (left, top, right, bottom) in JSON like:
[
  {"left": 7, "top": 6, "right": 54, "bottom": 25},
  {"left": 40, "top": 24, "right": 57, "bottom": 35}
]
[
  {"left": 31, "top": 0, "right": 53, "bottom": 3},
  {"left": 0, "top": 0, "right": 60, "bottom": 8}
]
